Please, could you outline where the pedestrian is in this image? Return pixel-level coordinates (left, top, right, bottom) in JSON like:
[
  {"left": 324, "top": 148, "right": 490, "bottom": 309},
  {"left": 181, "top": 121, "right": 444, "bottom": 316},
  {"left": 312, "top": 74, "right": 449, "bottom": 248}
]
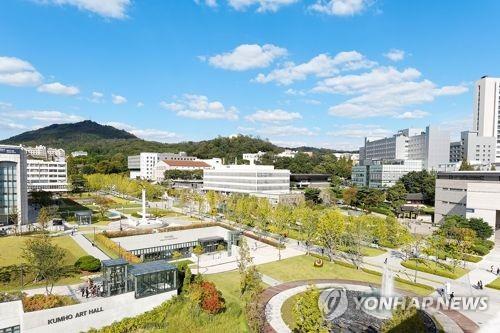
[
  {"left": 384, "top": 258, "right": 388, "bottom": 264},
  {"left": 491, "top": 265, "right": 494, "bottom": 273},
  {"left": 80, "top": 286, "right": 85, "bottom": 297},
  {"left": 497, "top": 268, "right": 499, "bottom": 276},
  {"left": 85, "top": 287, "right": 89, "bottom": 298},
  {"left": 449, "top": 291, "right": 455, "bottom": 301}
]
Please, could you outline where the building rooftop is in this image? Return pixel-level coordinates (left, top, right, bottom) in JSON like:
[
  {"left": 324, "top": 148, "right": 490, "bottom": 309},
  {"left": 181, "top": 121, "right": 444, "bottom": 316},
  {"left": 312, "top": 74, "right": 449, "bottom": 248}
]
[
  {"left": 162, "top": 159, "right": 211, "bottom": 168},
  {"left": 128, "top": 260, "right": 176, "bottom": 276},
  {"left": 102, "top": 258, "right": 128, "bottom": 267}
]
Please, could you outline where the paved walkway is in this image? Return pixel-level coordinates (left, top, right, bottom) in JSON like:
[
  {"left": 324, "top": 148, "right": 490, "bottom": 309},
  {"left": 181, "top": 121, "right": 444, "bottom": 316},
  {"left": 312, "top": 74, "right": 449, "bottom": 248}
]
[
  {"left": 261, "top": 274, "right": 282, "bottom": 287},
  {"left": 71, "top": 233, "right": 110, "bottom": 260},
  {"left": 259, "top": 279, "right": 479, "bottom": 333}
]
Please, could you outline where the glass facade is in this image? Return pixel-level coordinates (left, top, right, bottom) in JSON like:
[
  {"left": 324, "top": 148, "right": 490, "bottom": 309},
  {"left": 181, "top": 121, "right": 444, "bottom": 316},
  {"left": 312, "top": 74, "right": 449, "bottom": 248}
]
[
  {"left": 131, "top": 269, "right": 177, "bottom": 298},
  {"left": 0, "top": 162, "right": 17, "bottom": 226},
  {"left": 0, "top": 326, "right": 20, "bottom": 333}
]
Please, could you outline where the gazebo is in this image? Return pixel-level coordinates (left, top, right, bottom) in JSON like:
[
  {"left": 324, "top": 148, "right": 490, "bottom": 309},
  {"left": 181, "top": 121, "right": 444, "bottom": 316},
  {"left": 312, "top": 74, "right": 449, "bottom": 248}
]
[
  {"left": 397, "top": 205, "right": 419, "bottom": 219},
  {"left": 74, "top": 210, "right": 92, "bottom": 225}
]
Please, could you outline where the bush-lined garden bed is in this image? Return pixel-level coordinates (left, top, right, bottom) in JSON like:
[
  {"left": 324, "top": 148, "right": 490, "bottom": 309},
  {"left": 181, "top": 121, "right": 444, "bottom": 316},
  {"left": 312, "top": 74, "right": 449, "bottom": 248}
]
[{"left": 401, "top": 259, "right": 468, "bottom": 279}]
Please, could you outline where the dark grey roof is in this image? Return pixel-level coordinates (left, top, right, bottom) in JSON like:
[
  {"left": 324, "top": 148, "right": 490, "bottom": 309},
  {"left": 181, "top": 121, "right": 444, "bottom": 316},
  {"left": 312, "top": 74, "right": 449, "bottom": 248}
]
[
  {"left": 198, "top": 236, "right": 224, "bottom": 243},
  {"left": 102, "top": 258, "right": 128, "bottom": 267},
  {"left": 406, "top": 193, "right": 424, "bottom": 201},
  {"left": 129, "top": 260, "right": 176, "bottom": 276},
  {"left": 74, "top": 210, "right": 92, "bottom": 216}
]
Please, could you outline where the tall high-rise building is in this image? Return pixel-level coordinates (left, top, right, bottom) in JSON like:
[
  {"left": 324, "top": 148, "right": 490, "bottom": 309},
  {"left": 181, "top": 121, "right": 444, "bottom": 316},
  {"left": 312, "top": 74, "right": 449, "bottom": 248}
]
[
  {"left": 0, "top": 145, "right": 28, "bottom": 228},
  {"left": 472, "top": 76, "right": 500, "bottom": 163}
]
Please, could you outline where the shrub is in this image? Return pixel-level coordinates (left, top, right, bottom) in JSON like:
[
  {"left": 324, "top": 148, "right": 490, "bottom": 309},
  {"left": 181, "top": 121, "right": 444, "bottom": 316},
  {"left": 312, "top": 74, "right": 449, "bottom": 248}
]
[
  {"left": 22, "top": 294, "right": 76, "bottom": 312},
  {"left": 75, "top": 255, "right": 101, "bottom": 272},
  {"left": 472, "top": 243, "right": 490, "bottom": 256},
  {"left": 200, "top": 281, "right": 225, "bottom": 314}
]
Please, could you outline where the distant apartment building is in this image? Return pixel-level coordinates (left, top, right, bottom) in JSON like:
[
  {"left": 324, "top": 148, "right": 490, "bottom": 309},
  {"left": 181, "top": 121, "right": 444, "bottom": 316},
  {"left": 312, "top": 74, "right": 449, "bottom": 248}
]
[
  {"left": 360, "top": 126, "right": 449, "bottom": 170},
  {"left": 203, "top": 165, "right": 290, "bottom": 194},
  {"left": 0, "top": 145, "right": 28, "bottom": 228},
  {"left": 449, "top": 131, "right": 496, "bottom": 166},
  {"left": 435, "top": 171, "right": 500, "bottom": 235},
  {"left": 472, "top": 76, "right": 500, "bottom": 163},
  {"left": 153, "top": 160, "right": 212, "bottom": 182},
  {"left": 242, "top": 151, "right": 266, "bottom": 165},
  {"left": 334, "top": 152, "right": 359, "bottom": 163},
  {"left": 128, "top": 152, "right": 196, "bottom": 180},
  {"left": 277, "top": 149, "right": 299, "bottom": 158},
  {"left": 22, "top": 145, "right": 65, "bottom": 161},
  {"left": 26, "top": 159, "right": 69, "bottom": 192},
  {"left": 71, "top": 151, "right": 88, "bottom": 157},
  {"left": 352, "top": 160, "right": 424, "bottom": 188}
]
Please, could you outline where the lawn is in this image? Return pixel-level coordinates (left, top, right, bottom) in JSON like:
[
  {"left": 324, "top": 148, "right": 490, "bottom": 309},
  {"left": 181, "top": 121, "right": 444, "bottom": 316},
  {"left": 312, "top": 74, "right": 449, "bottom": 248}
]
[
  {"left": 0, "top": 235, "right": 89, "bottom": 292},
  {"left": 0, "top": 235, "right": 87, "bottom": 267},
  {"left": 401, "top": 258, "right": 468, "bottom": 279},
  {"left": 258, "top": 255, "right": 433, "bottom": 296},
  {"left": 281, "top": 292, "right": 302, "bottom": 331},
  {"left": 486, "top": 278, "right": 500, "bottom": 291},
  {"left": 82, "top": 233, "right": 119, "bottom": 259}
]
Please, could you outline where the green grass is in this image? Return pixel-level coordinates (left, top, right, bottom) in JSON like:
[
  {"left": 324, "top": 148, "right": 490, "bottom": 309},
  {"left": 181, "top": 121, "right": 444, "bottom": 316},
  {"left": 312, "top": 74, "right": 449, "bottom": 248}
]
[
  {"left": 258, "top": 255, "right": 433, "bottom": 296},
  {"left": 280, "top": 292, "right": 302, "bottom": 331},
  {"left": 401, "top": 259, "right": 468, "bottom": 279},
  {"left": 0, "top": 235, "right": 89, "bottom": 292},
  {"left": 0, "top": 235, "right": 87, "bottom": 267},
  {"left": 486, "top": 278, "right": 500, "bottom": 291},
  {"left": 82, "top": 233, "right": 119, "bottom": 259}
]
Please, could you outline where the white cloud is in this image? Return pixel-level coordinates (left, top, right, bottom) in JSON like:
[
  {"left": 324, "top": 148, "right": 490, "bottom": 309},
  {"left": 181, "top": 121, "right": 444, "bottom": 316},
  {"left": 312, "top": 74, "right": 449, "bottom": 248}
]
[
  {"left": 384, "top": 49, "right": 405, "bottom": 62},
  {"left": 255, "top": 51, "right": 376, "bottom": 85},
  {"left": 270, "top": 139, "right": 307, "bottom": 147},
  {"left": 89, "top": 91, "right": 104, "bottom": 103},
  {"left": 302, "top": 99, "right": 321, "bottom": 105},
  {"left": 37, "top": 82, "right": 79, "bottom": 95},
  {"left": 0, "top": 56, "right": 43, "bottom": 86},
  {"left": 309, "top": 0, "right": 370, "bottom": 16},
  {"left": 160, "top": 94, "right": 239, "bottom": 120},
  {"left": 112, "top": 94, "right": 127, "bottom": 104},
  {"left": 194, "top": 0, "right": 218, "bottom": 8},
  {"left": 258, "top": 125, "right": 318, "bottom": 136},
  {"left": 245, "top": 109, "right": 302, "bottom": 123},
  {"left": 327, "top": 124, "right": 391, "bottom": 139},
  {"left": 314, "top": 66, "right": 468, "bottom": 118},
  {"left": 106, "top": 121, "right": 178, "bottom": 142},
  {"left": 0, "top": 122, "right": 27, "bottom": 130},
  {"left": 4, "top": 110, "right": 84, "bottom": 123},
  {"left": 37, "top": 0, "right": 131, "bottom": 19},
  {"left": 136, "top": 101, "right": 144, "bottom": 107},
  {"left": 206, "top": 44, "right": 287, "bottom": 71},
  {"left": 227, "top": 0, "right": 298, "bottom": 12},
  {"left": 394, "top": 110, "right": 429, "bottom": 119}
]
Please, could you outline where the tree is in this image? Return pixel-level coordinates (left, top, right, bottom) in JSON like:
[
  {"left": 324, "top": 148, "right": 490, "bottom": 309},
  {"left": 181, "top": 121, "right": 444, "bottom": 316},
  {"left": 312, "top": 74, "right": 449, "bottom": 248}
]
[
  {"left": 386, "top": 181, "right": 407, "bottom": 211},
  {"left": 343, "top": 187, "right": 358, "bottom": 207},
  {"left": 294, "top": 286, "right": 328, "bottom": 333},
  {"left": 294, "top": 206, "right": 319, "bottom": 255},
  {"left": 462, "top": 218, "right": 493, "bottom": 240},
  {"left": 193, "top": 245, "right": 204, "bottom": 273},
  {"left": 316, "top": 209, "right": 346, "bottom": 260},
  {"left": 362, "top": 188, "right": 386, "bottom": 211},
  {"left": 399, "top": 171, "right": 436, "bottom": 205},
  {"left": 94, "top": 196, "right": 113, "bottom": 218},
  {"left": 205, "top": 190, "right": 220, "bottom": 219},
  {"left": 459, "top": 160, "right": 474, "bottom": 171},
  {"left": 22, "top": 236, "right": 70, "bottom": 294},
  {"left": 37, "top": 207, "right": 52, "bottom": 231},
  {"left": 304, "top": 188, "right": 322, "bottom": 204}
]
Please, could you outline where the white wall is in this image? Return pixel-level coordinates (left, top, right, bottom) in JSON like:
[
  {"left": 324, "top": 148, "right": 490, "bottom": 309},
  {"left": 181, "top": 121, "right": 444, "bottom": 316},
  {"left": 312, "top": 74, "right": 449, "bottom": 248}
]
[
  {"left": 466, "top": 182, "right": 500, "bottom": 233},
  {"left": 0, "top": 290, "right": 176, "bottom": 333}
]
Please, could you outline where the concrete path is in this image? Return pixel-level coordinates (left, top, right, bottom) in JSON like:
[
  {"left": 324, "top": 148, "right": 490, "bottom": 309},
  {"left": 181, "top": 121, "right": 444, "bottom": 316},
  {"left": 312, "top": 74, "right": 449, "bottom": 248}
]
[
  {"left": 261, "top": 274, "right": 282, "bottom": 287},
  {"left": 71, "top": 233, "right": 110, "bottom": 260}
]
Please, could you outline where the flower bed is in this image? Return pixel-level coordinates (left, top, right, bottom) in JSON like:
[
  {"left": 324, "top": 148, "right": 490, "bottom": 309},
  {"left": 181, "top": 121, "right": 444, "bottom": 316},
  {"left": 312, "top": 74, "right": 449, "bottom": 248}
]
[{"left": 22, "top": 294, "right": 77, "bottom": 312}]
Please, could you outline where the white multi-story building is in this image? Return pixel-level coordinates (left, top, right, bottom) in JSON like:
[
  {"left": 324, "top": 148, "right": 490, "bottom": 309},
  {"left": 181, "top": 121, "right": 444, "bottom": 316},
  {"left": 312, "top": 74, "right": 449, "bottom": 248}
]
[
  {"left": 71, "top": 151, "right": 88, "bottom": 157},
  {"left": 203, "top": 165, "right": 290, "bottom": 194},
  {"left": 472, "top": 76, "right": 500, "bottom": 163},
  {"left": 277, "top": 149, "right": 298, "bottom": 158},
  {"left": 128, "top": 152, "right": 196, "bottom": 180},
  {"left": 153, "top": 160, "right": 212, "bottom": 182},
  {"left": 352, "top": 160, "right": 423, "bottom": 188},
  {"left": 26, "top": 159, "right": 68, "bottom": 192},
  {"left": 360, "top": 126, "right": 450, "bottom": 170},
  {"left": 0, "top": 145, "right": 28, "bottom": 228},
  {"left": 22, "top": 145, "right": 65, "bottom": 161},
  {"left": 242, "top": 151, "right": 266, "bottom": 165},
  {"left": 435, "top": 171, "right": 500, "bottom": 236},
  {"left": 449, "top": 131, "right": 496, "bottom": 166}
]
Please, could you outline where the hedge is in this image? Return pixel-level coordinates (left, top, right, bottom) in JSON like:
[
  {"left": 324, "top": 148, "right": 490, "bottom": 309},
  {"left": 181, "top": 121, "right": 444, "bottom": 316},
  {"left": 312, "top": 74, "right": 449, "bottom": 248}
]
[
  {"left": 95, "top": 234, "right": 141, "bottom": 263},
  {"left": 23, "top": 294, "right": 77, "bottom": 312},
  {"left": 75, "top": 255, "right": 101, "bottom": 272},
  {"left": 400, "top": 259, "right": 466, "bottom": 279}
]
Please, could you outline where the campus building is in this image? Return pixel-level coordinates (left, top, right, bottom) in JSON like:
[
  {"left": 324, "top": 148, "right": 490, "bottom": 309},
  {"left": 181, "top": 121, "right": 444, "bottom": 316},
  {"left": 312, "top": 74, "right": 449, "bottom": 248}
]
[
  {"left": 359, "top": 126, "right": 450, "bottom": 170},
  {"left": 128, "top": 152, "right": 196, "bottom": 180},
  {"left": 203, "top": 164, "right": 290, "bottom": 194},
  {"left": 352, "top": 160, "right": 424, "bottom": 188},
  {"left": 152, "top": 159, "right": 212, "bottom": 182},
  {"left": 0, "top": 145, "right": 28, "bottom": 228},
  {"left": 26, "top": 159, "right": 69, "bottom": 192},
  {"left": 242, "top": 151, "right": 266, "bottom": 165},
  {"left": 21, "top": 145, "right": 65, "bottom": 161},
  {"left": 472, "top": 76, "right": 500, "bottom": 163},
  {"left": 449, "top": 131, "right": 496, "bottom": 166},
  {"left": 434, "top": 171, "right": 500, "bottom": 234}
]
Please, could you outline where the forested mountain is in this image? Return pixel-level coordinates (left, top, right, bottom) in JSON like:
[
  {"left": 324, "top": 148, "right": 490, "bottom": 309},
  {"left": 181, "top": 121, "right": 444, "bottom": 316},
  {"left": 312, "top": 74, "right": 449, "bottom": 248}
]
[{"left": 1, "top": 120, "right": 282, "bottom": 161}]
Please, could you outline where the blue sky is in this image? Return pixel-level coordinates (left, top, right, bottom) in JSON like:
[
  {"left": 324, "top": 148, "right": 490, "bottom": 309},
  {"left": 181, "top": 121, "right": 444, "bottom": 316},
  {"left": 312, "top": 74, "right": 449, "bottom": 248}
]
[{"left": 0, "top": 0, "right": 499, "bottom": 150}]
